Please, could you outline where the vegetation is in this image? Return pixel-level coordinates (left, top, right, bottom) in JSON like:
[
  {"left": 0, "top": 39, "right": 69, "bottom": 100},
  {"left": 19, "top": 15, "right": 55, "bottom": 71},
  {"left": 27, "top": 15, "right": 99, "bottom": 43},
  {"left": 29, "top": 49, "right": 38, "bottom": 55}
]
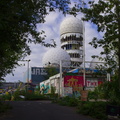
[
  {"left": 77, "top": 101, "right": 107, "bottom": 120},
  {"left": 78, "top": 0, "right": 120, "bottom": 87},
  {"left": 45, "top": 67, "right": 59, "bottom": 80},
  {"left": 87, "top": 75, "right": 120, "bottom": 105},
  {"left": 52, "top": 96, "right": 80, "bottom": 107},
  {"left": 69, "top": 1, "right": 120, "bottom": 119},
  {"left": 0, "top": 84, "right": 58, "bottom": 101},
  {"left": 0, "top": 0, "right": 74, "bottom": 80}
]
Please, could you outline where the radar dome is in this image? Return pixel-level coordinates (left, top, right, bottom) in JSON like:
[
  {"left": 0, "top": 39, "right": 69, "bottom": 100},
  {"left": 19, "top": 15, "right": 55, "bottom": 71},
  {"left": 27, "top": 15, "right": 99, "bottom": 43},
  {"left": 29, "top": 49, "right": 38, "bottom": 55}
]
[
  {"left": 42, "top": 47, "right": 71, "bottom": 67},
  {"left": 60, "top": 17, "right": 83, "bottom": 35}
]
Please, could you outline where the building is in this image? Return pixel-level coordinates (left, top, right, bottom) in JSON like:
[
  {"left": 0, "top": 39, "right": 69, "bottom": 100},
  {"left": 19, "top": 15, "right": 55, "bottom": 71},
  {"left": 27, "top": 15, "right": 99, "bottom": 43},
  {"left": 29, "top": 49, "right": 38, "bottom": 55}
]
[
  {"left": 23, "top": 67, "right": 60, "bottom": 85},
  {"left": 23, "top": 16, "right": 109, "bottom": 96},
  {"left": 40, "top": 67, "right": 107, "bottom": 97},
  {"left": 60, "top": 17, "right": 84, "bottom": 67},
  {"left": 23, "top": 67, "right": 49, "bottom": 85},
  {"left": 39, "top": 16, "right": 108, "bottom": 97}
]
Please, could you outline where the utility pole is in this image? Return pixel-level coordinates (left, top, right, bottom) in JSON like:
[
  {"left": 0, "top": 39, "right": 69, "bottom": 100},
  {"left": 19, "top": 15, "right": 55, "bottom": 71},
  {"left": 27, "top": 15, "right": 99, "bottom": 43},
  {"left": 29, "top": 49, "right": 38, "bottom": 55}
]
[
  {"left": 59, "top": 60, "right": 62, "bottom": 97},
  {"left": 27, "top": 60, "right": 31, "bottom": 83}
]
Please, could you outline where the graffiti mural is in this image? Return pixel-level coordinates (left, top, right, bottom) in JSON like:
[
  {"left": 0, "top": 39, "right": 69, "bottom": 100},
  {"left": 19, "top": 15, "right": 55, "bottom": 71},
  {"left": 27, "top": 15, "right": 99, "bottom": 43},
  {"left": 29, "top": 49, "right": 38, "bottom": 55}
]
[
  {"left": 64, "top": 76, "right": 84, "bottom": 97},
  {"left": 64, "top": 87, "right": 73, "bottom": 96},
  {"left": 40, "top": 84, "right": 50, "bottom": 94},
  {"left": 86, "top": 80, "right": 103, "bottom": 87}
]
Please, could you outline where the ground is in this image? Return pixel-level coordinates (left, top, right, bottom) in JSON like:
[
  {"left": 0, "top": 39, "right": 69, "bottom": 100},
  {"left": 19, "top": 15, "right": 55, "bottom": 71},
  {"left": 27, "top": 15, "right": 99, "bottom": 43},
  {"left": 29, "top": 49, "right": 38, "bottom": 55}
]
[{"left": 0, "top": 101, "right": 97, "bottom": 120}]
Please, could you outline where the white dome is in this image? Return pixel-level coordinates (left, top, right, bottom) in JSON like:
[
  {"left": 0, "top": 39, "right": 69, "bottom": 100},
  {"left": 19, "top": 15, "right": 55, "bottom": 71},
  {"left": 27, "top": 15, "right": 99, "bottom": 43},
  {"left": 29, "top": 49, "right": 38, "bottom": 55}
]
[
  {"left": 42, "top": 47, "right": 71, "bottom": 67},
  {"left": 89, "top": 58, "right": 104, "bottom": 69},
  {"left": 60, "top": 17, "right": 83, "bottom": 35}
]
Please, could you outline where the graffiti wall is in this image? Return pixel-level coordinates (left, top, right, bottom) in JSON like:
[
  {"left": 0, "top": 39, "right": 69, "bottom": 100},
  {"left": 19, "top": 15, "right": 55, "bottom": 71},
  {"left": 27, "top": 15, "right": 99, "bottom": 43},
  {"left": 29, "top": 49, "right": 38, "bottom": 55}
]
[
  {"left": 64, "top": 76, "right": 84, "bottom": 97},
  {"left": 86, "top": 80, "right": 103, "bottom": 87},
  {"left": 64, "top": 76, "right": 104, "bottom": 96},
  {"left": 40, "top": 84, "right": 50, "bottom": 94}
]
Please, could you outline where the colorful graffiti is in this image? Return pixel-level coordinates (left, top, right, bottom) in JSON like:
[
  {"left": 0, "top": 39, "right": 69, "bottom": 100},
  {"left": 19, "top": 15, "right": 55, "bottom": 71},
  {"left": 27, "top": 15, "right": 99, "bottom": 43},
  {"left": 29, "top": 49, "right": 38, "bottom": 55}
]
[
  {"left": 40, "top": 84, "right": 50, "bottom": 94},
  {"left": 86, "top": 80, "right": 103, "bottom": 87},
  {"left": 64, "top": 76, "right": 84, "bottom": 88},
  {"left": 64, "top": 87, "right": 73, "bottom": 96},
  {"left": 64, "top": 76, "right": 84, "bottom": 97}
]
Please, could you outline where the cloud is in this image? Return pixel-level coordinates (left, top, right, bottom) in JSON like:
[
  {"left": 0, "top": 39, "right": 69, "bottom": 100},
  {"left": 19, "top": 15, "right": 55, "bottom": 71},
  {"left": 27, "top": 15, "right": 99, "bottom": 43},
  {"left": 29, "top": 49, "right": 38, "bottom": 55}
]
[
  {"left": 85, "top": 21, "right": 103, "bottom": 60},
  {"left": 4, "top": 10, "right": 103, "bottom": 82}
]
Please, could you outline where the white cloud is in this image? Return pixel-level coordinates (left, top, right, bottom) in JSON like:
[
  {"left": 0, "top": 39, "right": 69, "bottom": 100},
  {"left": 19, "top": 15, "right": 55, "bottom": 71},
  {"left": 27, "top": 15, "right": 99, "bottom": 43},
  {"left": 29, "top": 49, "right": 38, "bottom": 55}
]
[
  {"left": 84, "top": 21, "right": 103, "bottom": 61},
  {"left": 4, "top": 9, "right": 103, "bottom": 82}
]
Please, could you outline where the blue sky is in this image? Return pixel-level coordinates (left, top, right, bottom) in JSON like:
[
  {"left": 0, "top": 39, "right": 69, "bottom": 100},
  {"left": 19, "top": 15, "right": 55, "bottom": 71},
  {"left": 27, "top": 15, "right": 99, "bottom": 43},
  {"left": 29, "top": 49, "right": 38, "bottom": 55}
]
[{"left": 5, "top": 0, "right": 103, "bottom": 82}]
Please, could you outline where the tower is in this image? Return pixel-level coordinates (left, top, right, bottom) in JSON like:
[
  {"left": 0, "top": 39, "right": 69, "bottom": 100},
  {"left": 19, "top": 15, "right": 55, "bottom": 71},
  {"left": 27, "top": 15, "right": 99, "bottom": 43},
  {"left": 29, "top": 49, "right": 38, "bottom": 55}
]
[{"left": 60, "top": 17, "right": 84, "bottom": 67}]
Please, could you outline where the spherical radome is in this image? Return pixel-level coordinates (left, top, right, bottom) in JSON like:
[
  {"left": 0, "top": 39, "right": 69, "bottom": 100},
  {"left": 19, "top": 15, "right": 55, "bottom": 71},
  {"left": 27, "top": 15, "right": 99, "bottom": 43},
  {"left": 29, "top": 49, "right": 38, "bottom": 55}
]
[
  {"left": 42, "top": 47, "right": 71, "bottom": 67},
  {"left": 60, "top": 17, "right": 83, "bottom": 35}
]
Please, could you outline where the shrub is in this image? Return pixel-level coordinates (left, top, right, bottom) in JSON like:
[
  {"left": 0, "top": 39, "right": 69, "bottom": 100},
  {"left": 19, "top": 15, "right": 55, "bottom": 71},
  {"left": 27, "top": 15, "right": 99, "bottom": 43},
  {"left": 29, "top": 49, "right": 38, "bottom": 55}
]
[
  {"left": 25, "top": 92, "right": 48, "bottom": 100},
  {"left": 1, "top": 93, "right": 11, "bottom": 101},
  {"left": 12, "top": 90, "right": 22, "bottom": 101},
  {"left": 68, "top": 97, "right": 79, "bottom": 106},
  {"left": 77, "top": 101, "right": 107, "bottom": 120},
  {"left": 57, "top": 96, "right": 79, "bottom": 107}
]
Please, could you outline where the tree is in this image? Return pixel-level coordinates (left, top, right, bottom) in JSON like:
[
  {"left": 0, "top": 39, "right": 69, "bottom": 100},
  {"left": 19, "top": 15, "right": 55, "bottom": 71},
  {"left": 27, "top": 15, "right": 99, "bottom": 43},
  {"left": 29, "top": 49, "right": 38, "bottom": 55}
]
[
  {"left": 78, "top": 0, "right": 120, "bottom": 87},
  {"left": 0, "top": 0, "right": 72, "bottom": 80},
  {"left": 45, "top": 67, "right": 59, "bottom": 80}
]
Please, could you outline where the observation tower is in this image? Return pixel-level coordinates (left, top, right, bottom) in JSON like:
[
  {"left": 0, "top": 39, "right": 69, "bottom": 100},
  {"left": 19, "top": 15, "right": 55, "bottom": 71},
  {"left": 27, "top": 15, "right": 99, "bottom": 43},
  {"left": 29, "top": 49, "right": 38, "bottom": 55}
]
[{"left": 60, "top": 17, "right": 84, "bottom": 67}]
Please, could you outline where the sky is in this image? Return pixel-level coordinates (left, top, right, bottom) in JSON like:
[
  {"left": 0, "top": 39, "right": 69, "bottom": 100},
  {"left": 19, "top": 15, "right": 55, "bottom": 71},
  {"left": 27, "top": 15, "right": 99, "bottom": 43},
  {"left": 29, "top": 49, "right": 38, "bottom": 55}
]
[{"left": 4, "top": 1, "right": 103, "bottom": 82}]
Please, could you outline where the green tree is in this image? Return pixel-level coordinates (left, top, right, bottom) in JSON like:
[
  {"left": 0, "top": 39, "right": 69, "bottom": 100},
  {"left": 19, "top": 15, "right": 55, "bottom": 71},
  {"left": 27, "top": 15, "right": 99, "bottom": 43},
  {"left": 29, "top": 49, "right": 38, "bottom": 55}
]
[
  {"left": 79, "top": 0, "right": 120, "bottom": 87},
  {"left": 45, "top": 67, "right": 59, "bottom": 80},
  {"left": 0, "top": 0, "right": 72, "bottom": 80}
]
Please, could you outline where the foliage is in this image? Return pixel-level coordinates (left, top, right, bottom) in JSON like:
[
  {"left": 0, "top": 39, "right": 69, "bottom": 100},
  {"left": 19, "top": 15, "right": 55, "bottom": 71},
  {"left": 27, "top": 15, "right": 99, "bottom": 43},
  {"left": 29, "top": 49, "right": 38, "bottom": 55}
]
[
  {"left": 45, "top": 67, "right": 59, "bottom": 80},
  {"left": 25, "top": 92, "right": 46, "bottom": 100},
  {"left": 77, "top": 101, "right": 107, "bottom": 120},
  {"left": 12, "top": 90, "right": 24, "bottom": 101},
  {"left": 79, "top": 0, "right": 120, "bottom": 86},
  {"left": 87, "top": 74, "right": 120, "bottom": 105},
  {"left": 13, "top": 89, "right": 49, "bottom": 101},
  {"left": 88, "top": 85, "right": 107, "bottom": 101},
  {"left": 57, "top": 96, "right": 79, "bottom": 107},
  {"left": 88, "top": 89, "right": 99, "bottom": 101},
  {"left": 97, "top": 77, "right": 120, "bottom": 105},
  {"left": 0, "top": 0, "right": 73, "bottom": 80},
  {"left": 1, "top": 93, "right": 11, "bottom": 101}
]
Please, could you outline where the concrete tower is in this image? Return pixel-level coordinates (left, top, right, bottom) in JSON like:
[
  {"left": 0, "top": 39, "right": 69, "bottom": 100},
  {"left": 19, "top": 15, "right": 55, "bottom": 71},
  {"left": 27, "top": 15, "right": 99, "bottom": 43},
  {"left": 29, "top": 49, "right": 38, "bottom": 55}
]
[{"left": 60, "top": 17, "right": 84, "bottom": 67}]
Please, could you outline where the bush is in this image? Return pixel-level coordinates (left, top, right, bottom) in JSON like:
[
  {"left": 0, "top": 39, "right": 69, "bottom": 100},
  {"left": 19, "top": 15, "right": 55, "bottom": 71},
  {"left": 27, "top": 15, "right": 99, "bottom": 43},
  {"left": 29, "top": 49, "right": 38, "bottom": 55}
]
[
  {"left": 25, "top": 92, "right": 49, "bottom": 100},
  {"left": 1, "top": 93, "right": 11, "bottom": 101},
  {"left": 12, "top": 90, "right": 23, "bottom": 101},
  {"left": 77, "top": 101, "right": 107, "bottom": 120},
  {"left": 68, "top": 97, "right": 79, "bottom": 106},
  {"left": 57, "top": 96, "right": 79, "bottom": 107}
]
